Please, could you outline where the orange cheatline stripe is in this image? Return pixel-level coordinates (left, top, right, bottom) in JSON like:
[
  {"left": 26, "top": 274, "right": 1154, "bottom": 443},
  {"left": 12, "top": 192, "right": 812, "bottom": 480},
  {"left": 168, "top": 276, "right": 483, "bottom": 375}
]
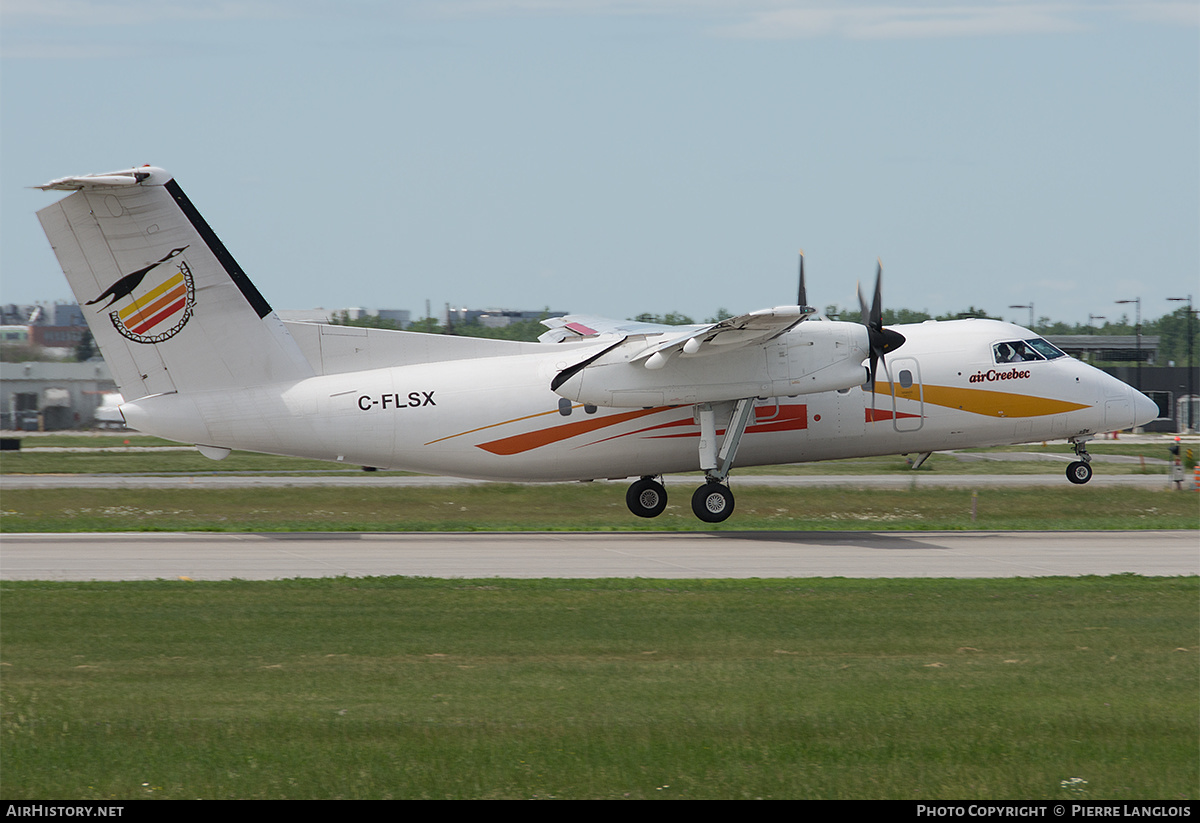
[
  {"left": 424, "top": 407, "right": 569, "bottom": 446},
  {"left": 121, "top": 284, "right": 187, "bottom": 330},
  {"left": 584, "top": 415, "right": 694, "bottom": 447},
  {"left": 130, "top": 298, "right": 186, "bottom": 335},
  {"left": 460, "top": 381, "right": 1091, "bottom": 459},
  {"left": 875, "top": 382, "right": 1091, "bottom": 418},
  {"left": 118, "top": 273, "right": 184, "bottom": 320},
  {"left": 476, "top": 406, "right": 669, "bottom": 456}
]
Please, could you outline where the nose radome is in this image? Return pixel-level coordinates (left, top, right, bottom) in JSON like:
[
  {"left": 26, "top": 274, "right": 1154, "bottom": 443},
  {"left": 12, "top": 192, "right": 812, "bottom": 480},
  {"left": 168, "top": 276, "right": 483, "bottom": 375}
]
[{"left": 1131, "top": 388, "right": 1159, "bottom": 428}]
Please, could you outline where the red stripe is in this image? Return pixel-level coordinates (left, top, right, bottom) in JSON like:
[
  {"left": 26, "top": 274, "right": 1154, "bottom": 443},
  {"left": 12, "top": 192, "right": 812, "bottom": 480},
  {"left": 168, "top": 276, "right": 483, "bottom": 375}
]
[
  {"left": 585, "top": 405, "right": 809, "bottom": 448},
  {"left": 865, "top": 408, "right": 921, "bottom": 423},
  {"left": 122, "top": 284, "right": 186, "bottom": 329},
  {"left": 476, "top": 407, "right": 667, "bottom": 455},
  {"left": 131, "top": 298, "right": 186, "bottom": 335}
]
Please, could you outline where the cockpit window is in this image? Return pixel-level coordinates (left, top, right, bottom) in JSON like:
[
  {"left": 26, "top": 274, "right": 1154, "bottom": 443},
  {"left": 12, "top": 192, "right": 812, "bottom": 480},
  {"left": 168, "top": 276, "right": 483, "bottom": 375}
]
[
  {"left": 1023, "top": 338, "right": 1066, "bottom": 360},
  {"left": 992, "top": 338, "right": 1066, "bottom": 364},
  {"left": 993, "top": 340, "right": 1041, "bottom": 363}
]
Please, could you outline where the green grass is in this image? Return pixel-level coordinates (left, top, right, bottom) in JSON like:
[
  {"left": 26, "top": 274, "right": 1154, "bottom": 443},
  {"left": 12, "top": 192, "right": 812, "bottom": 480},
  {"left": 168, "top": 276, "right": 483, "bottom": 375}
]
[
  {"left": 1, "top": 576, "right": 1194, "bottom": 800},
  {"left": 960, "top": 442, "right": 1171, "bottom": 458},
  {"left": 0, "top": 447, "right": 411, "bottom": 476},
  {"left": 0, "top": 434, "right": 178, "bottom": 448},
  {"left": 1, "top": 485, "right": 1197, "bottom": 532}
]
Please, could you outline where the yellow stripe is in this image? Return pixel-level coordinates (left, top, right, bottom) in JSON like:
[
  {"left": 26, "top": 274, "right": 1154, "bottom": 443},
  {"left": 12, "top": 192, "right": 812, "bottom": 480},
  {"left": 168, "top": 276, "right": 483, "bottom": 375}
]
[
  {"left": 875, "top": 383, "right": 1090, "bottom": 418},
  {"left": 118, "top": 273, "right": 185, "bottom": 320}
]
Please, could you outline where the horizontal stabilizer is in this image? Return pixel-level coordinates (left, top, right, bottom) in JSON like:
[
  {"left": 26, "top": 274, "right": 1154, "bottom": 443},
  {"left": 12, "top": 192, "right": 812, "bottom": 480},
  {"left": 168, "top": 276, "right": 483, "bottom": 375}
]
[{"left": 35, "top": 167, "right": 161, "bottom": 190}]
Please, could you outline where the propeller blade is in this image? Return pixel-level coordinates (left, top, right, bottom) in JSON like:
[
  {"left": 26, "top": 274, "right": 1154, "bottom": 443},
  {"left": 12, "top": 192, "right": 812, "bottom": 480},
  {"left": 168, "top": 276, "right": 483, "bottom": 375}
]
[
  {"left": 871, "top": 259, "right": 883, "bottom": 328},
  {"left": 853, "top": 258, "right": 907, "bottom": 420},
  {"left": 797, "top": 250, "right": 807, "bottom": 307}
]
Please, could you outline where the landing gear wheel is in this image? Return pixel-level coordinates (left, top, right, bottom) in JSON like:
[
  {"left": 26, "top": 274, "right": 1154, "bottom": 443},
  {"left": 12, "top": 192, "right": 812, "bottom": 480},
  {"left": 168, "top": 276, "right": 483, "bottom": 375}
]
[
  {"left": 691, "top": 483, "right": 734, "bottom": 523},
  {"left": 1066, "top": 460, "right": 1093, "bottom": 485},
  {"left": 626, "top": 477, "right": 668, "bottom": 518}
]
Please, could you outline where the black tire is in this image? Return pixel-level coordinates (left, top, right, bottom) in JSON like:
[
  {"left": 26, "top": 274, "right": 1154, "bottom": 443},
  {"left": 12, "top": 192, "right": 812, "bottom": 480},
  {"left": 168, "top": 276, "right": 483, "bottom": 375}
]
[
  {"left": 1066, "top": 460, "right": 1093, "bottom": 485},
  {"left": 626, "top": 477, "right": 668, "bottom": 518},
  {"left": 691, "top": 483, "right": 734, "bottom": 523}
]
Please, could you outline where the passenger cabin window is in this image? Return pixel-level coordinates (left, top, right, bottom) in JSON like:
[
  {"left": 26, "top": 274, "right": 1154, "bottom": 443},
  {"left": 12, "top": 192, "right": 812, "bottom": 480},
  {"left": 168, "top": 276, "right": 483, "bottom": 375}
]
[
  {"left": 993, "top": 338, "right": 1064, "bottom": 364},
  {"left": 898, "top": 369, "right": 914, "bottom": 389}
]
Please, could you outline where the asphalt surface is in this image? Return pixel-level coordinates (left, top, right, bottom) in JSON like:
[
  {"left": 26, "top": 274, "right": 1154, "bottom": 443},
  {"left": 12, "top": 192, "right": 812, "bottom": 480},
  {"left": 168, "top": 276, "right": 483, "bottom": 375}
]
[
  {"left": 2, "top": 530, "right": 1195, "bottom": 581},
  {"left": 0, "top": 472, "right": 1185, "bottom": 489},
  {"left": 3, "top": 436, "right": 1195, "bottom": 581}
]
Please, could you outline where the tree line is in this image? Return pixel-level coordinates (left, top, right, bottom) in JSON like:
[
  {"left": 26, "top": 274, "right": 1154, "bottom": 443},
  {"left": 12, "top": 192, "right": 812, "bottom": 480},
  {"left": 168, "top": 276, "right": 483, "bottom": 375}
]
[
  {"left": 331, "top": 305, "right": 1198, "bottom": 368},
  {"left": 0, "top": 306, "right": 1193, "bottom": 367}
]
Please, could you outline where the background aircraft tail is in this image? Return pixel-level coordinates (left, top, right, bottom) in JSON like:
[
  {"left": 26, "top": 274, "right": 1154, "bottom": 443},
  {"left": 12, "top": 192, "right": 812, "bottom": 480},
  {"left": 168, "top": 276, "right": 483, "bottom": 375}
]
[{"left": 37, "top": 166, "right": 313, "bottom": 400}]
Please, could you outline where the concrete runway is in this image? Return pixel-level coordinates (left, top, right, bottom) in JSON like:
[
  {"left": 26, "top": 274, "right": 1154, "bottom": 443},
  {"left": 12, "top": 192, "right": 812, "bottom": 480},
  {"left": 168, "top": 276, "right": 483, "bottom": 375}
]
[
  {"left": 0, "top": 473, "right": 1178, "bottom": 489},
  {"left": 2, "top": 530, "right": 1195, "bottom": 581}
]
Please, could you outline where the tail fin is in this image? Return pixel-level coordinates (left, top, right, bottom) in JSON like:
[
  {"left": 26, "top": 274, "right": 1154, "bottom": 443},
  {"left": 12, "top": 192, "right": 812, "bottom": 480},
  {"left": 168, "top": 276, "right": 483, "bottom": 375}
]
[{"left": 36, "top": 166, "right": 313, "bottom": 399}]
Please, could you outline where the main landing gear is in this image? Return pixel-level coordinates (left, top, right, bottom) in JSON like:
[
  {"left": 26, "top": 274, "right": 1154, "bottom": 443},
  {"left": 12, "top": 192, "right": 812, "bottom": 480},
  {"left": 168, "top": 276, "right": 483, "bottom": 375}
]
[
  {"left": 623, "top": 477, "right": 738, "bottom": 523},
  {"left": 626, "top": 476, "right": 668, "bottom": 518},
  {"left": 624, "top": 398, "right": 756, "bottom": 524},
  {"left": 1066, "top": 437, "right": 1093, "bottom": 485},
  {"left": 691, "top": 481, "right": 734, "bottom": 523}
]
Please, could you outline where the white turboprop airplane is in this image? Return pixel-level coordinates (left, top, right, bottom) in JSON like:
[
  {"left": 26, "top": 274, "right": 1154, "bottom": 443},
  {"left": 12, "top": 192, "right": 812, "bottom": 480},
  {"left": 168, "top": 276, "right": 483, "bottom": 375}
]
[{"left": 36, "top": 166, "right": 1159, "bottom": 522}]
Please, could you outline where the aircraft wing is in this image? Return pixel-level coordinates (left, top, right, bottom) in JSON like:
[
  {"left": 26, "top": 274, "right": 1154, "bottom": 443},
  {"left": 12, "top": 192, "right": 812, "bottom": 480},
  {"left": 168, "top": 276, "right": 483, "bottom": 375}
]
[
  {"left": 549, "top": 304, "right": 866, "bottom": 407},
  {"left": 539, "top": 307, "right": 815, "bottom": 360},
  {"left": 629, "top": 306, "right": 815, "bottom": 368},
  {"left": 538, "top": 314, "right": 702, "bottom": 343}
]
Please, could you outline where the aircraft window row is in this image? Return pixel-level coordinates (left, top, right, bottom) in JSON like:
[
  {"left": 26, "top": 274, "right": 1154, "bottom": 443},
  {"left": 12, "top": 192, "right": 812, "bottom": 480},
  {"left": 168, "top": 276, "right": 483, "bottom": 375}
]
[{"left": 992, "top": 338, "right": 1066, "bottom": 364}]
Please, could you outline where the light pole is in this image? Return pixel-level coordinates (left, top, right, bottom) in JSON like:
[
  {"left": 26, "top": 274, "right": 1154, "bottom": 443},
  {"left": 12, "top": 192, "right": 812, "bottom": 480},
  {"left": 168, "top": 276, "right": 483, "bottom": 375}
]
[
  {"left": 1009, "top": 303, "right": 1034, "bottom": 330},
  {"left": 1115, "top": 297, "right": 1142, "bottom": 391},
  {"left": 1167, "top": 295, "right": 1195, "bottom": 433},
  {"left": 1085, "top": 315, "right": 1108, "bottom": 362}
]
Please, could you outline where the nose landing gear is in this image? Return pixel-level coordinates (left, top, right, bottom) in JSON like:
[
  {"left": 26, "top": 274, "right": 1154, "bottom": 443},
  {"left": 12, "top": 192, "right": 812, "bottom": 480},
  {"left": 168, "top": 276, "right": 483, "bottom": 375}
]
[{"left": 1067, "top": 437, "right": 1093, "bottom": 485}]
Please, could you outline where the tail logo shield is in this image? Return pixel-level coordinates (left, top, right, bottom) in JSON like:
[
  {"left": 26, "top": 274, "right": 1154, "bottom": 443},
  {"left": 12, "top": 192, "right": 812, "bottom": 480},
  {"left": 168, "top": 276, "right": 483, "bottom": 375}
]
[{"left": 90, "top": 247, "right": 196, "bottom": 344}]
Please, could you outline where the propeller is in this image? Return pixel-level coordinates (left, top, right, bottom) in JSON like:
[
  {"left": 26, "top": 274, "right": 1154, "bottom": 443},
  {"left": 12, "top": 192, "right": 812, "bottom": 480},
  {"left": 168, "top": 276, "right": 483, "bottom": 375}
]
[
  {"left": 856, "top": 260, "right": 907, "bottom": 397},
  {"left": 797, "top": 250, "right": 807, "bottom": 308}
]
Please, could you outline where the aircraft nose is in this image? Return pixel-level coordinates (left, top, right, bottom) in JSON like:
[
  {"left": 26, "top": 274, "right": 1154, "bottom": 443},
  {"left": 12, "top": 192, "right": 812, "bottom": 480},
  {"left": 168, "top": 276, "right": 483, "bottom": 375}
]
[{"left": 1132, "top": 388, "right": 1159, "bottom": 428}]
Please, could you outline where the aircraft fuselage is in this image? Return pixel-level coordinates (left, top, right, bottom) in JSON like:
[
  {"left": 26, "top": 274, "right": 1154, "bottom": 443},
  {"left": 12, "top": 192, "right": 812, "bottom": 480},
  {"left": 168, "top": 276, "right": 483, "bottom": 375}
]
[{"left": 121, "top": 317, "right": 1151, "bottom": 482}]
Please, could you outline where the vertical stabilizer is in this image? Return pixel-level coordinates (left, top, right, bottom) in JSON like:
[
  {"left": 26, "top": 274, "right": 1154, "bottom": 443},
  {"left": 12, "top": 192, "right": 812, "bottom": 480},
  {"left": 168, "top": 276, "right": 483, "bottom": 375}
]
[{"left": 36, "top": 166, "right": 313, "bottom": 399}]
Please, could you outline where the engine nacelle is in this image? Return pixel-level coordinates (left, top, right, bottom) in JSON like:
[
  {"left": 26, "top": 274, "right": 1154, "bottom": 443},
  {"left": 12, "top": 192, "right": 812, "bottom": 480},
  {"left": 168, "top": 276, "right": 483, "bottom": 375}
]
[{"left": 554, "top": 321, "right": 871, "bottom": 408}]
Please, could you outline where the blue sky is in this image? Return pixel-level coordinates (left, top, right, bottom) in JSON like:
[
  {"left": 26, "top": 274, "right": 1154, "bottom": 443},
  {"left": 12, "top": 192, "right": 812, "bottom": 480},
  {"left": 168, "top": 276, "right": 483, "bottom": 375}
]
[{"left": 3, "top": 1, "right": 1197, "bottom": 327}]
